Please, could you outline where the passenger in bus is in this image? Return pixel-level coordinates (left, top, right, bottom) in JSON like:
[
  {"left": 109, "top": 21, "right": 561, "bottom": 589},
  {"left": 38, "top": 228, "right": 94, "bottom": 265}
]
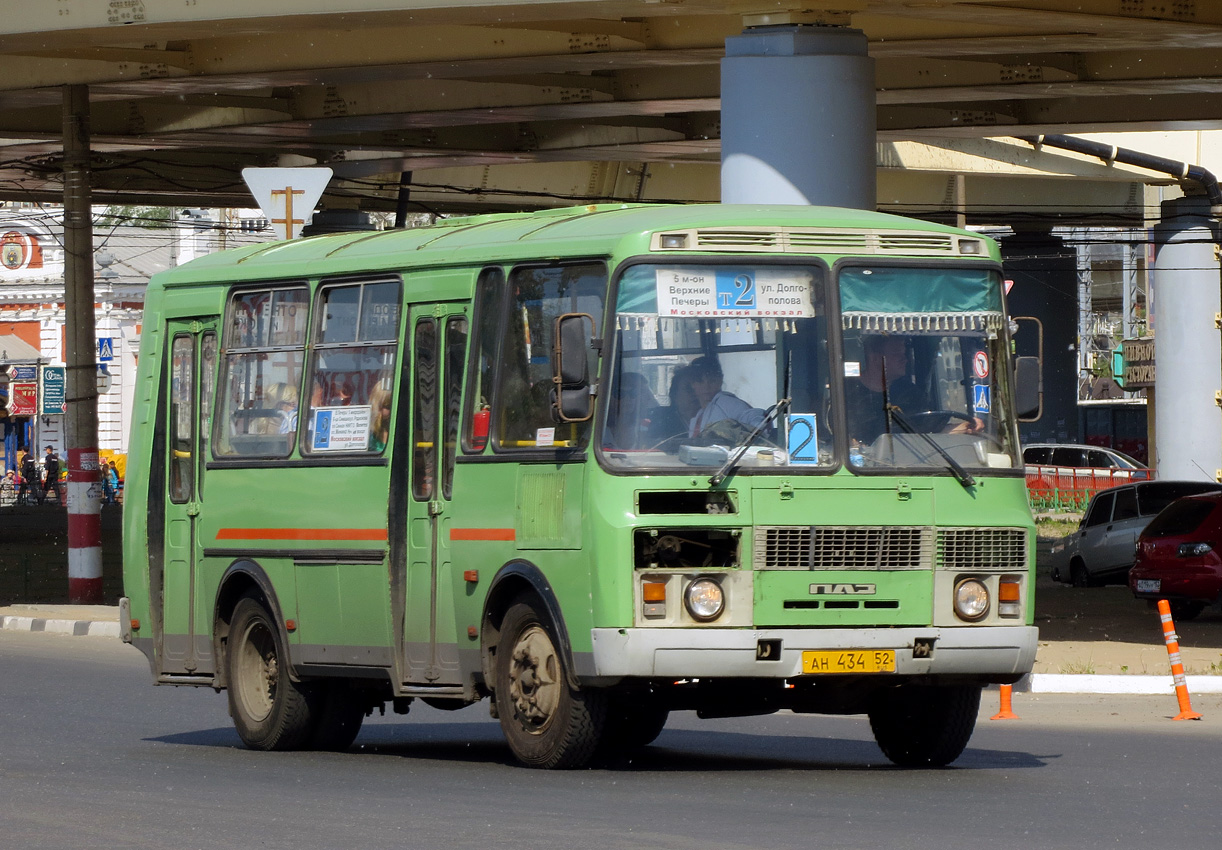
[
  {"left": 686, "top": 356, "right": 765, "bottom": 438},
  {"left": 604, "top": 371, "right": 655, "bottom": 449},
  {"left": 844, "top": 335, "right": 923, "bottom": 445},
  {"left": 646, "top": 365, "right": 699, "bottom": 443},
  {"left": 845, "top": 335, "right": 982, "bottom": 446},
  {"left": 265, "top": 382, "right": 299, "bottom": 434},
  {"left": 369, "top": 386, "right": 393, "bottom": 452}
]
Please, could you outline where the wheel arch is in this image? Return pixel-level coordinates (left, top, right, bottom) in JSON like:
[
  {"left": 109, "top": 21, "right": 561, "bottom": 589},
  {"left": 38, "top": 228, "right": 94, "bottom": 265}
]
[
  {"left": 480, "top": 559, "right": 579, "bottom": 690},
  {"left": 212, "top": 559, "right": 296, "bottom": 688}
]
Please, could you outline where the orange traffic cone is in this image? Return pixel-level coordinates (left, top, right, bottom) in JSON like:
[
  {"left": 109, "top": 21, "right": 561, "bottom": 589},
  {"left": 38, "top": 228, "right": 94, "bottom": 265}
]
[
  {"left": 990, "top": 684, "right": 1019, "bottom": 720},
  {"left": 1157, "top": 599, "right": 1202, "bottom": 721}
]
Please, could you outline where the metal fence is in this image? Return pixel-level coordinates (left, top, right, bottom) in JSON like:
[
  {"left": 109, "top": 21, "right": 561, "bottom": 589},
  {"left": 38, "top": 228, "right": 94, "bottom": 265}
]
[{"left": 1024, "top": 464, "right": 1154, "bottom": 514}]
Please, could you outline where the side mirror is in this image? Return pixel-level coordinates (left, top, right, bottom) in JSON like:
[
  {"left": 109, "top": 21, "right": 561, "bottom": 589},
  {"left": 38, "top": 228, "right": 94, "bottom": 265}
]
[
  {"left": 1014, "top": 355, "right": 1042, "bottom": 421},
  {"left": 551, "top": 312, "right": 595, "bottom": 422},
  {"left": 1010, "top": 316, "right": 1043, "bottom": 422}
]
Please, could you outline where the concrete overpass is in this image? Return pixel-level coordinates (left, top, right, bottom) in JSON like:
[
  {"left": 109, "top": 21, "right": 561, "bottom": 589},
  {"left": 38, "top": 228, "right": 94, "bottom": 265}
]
[{"left": 1, "top": 1, "right": 1220, "bottom": 217}]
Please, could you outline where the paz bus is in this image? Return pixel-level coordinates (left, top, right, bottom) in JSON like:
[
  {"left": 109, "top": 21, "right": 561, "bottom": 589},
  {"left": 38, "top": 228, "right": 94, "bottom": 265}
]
[{"left": 121, "top": 203, "right": 1038, "bottom": 769}]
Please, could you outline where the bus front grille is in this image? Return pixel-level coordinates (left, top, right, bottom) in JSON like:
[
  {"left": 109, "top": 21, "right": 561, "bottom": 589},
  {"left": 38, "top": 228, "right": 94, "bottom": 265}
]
[
  {"left": 754, "top": 526, "right": 933, "bottom": 570},
  {"left": 936, "top": 527, "right": 1028, "bottom": 571}
]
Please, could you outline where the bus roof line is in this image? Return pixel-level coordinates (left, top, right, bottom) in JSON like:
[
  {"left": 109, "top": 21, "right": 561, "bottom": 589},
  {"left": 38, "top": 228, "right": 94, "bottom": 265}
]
[
  {"left": 324, "top": 230, "right": 395, "bottom": 258},
  {"left": 512, "top": 204, "right": 641, "bottom": 241},
  {"left": 235, "top": 241, "right": 304, "bottom": 264}
]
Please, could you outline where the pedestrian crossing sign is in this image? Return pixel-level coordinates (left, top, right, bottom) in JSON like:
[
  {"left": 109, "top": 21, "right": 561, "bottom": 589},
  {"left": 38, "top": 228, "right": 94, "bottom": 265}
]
[{"left": 97, "top": 337, "right": 114, "bottom": 362}]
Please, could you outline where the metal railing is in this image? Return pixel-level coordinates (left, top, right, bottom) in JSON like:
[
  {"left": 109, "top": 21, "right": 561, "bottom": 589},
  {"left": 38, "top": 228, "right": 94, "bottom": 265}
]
[{"left": 1024, "top": 463, "right": 1153, "bottom": 514}]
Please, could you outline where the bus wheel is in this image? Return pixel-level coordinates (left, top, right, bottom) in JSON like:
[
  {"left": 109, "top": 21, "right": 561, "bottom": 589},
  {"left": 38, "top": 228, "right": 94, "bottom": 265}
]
[
  {"left": 308, "top": 684, "right": 365, "bottom": 751},
  {"left": 867, "top": 684, "right": 981, "bottom": 768},
  {"left": 227, "top": 596, "right": 316, "bottom": 751},
  {"left": 493, "top": 600, "right": 606, "bottom": 769}
]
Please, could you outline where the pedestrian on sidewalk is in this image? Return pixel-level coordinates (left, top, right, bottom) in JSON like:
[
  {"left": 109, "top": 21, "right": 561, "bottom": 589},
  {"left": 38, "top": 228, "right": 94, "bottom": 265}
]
[
  {"left": 42, "top": 446, "right": 61, "bottom": 506},
  {"left": 103, "top": 461, "right": 120, "bottom": 505},
  {"left": 19, "top": 451, "right": 38, "bottom": 505}
]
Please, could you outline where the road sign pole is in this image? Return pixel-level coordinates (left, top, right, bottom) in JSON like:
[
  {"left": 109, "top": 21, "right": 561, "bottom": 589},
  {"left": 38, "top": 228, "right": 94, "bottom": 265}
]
[{"left": 62, "top": 84, "right": 103, "bottom": 604}]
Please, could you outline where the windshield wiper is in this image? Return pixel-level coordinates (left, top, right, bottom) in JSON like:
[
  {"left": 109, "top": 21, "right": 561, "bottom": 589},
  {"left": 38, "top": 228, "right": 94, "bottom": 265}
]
[
  {"left": 885, "top": 405, "right": 976, "bottom": 489},
  {"left": 708, "top": 397, "right": 791, "bottom": 487}
]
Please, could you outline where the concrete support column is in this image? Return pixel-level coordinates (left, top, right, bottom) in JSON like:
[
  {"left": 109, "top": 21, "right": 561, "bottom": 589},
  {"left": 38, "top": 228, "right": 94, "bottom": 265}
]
[
  {"left": 1152, "top": 197, "right": 1222, "bottom": 481},
  {"left": 62, "top": 84, "right": 103, "bottom": 604},
  {"left": 721, "top": 26, "right": 875, "bottom": 208}
]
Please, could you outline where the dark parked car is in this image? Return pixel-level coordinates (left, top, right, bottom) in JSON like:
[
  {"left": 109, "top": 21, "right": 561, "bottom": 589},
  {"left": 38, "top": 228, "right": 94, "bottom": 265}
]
[
  {"left": 1049, "top": 480, "right": 1222, "bottom": 587},
  {"left": 1130, "top": 492, "right": 1222, "bottom": 620}
]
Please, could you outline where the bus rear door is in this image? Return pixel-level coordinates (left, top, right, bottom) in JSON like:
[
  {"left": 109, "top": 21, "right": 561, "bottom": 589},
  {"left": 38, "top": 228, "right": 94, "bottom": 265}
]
[
  {"left": 403, "top": 304, "right": 469, "bottom": 684},
  {"left": 158, "top": 319, "right": 217, "bottom": 676}
]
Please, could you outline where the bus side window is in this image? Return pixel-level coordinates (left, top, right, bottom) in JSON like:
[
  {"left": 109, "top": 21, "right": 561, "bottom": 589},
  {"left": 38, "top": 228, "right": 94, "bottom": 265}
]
[
  {"left": 303, "top": 278, "right": 401, "bottom": 455},
  {"left": 412, "top": 319, "right": 438, "bottom": 499},
  {"left": 443, "top": 316, "right": 468, "bottom": 498},
  {"left": 462, "top": 267, "right": 503, "bottom": 453},
  {"left": 169, "top": 334, "right": 195, "bottom": 502},
  {"left": 215, "top": 286, "right": 308, "bottom": 458},
  {"left": 494, "top": 263, "right": 605, "bottom": 450}
]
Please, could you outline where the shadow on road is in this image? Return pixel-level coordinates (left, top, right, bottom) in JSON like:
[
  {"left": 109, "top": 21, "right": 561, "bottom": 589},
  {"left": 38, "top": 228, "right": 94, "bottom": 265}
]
[{"left": 147, "top": 722, "right": 1053, "bottom": 772}]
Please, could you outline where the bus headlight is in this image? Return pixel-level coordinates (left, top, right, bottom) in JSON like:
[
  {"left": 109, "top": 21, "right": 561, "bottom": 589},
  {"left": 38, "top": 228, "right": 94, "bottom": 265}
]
[
  {"left": 953, "top": 578, "right": 990, "bottom": 622},
  {"left": 684, "top": 578, "right": 725, "bottom": 622}
]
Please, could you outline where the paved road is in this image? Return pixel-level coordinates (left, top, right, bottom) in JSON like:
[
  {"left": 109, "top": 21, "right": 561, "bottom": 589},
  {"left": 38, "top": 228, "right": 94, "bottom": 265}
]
[{"left": 3, "top": 630, "right": 1218, "bottom": 850}]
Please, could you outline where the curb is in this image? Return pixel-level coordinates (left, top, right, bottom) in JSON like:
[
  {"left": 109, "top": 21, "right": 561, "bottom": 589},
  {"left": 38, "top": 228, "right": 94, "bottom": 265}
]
[
  {"left": 1026, "top": 673, "right": 1222, "bottom": 695},
  {"left": 0, "top": 614, "right": 119, "bottom": 639}
]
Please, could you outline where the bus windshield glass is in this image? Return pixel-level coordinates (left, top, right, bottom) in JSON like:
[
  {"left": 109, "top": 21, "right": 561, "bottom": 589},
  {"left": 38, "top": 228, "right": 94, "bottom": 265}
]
[
  {"left": 601, "top": 261, "right": 1020, "bottom": 475},
  {"left": 601, "top": 262, "right": 833, "bottom": 471},
  {"left": 839, "top": 265, "right": 1020, "bottom": 474}
]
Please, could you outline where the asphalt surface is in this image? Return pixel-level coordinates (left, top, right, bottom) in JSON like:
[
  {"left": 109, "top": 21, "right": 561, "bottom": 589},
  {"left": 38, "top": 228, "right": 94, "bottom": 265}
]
[{"left": 2, "top": 629, "right": 1220, "bottom": 850}]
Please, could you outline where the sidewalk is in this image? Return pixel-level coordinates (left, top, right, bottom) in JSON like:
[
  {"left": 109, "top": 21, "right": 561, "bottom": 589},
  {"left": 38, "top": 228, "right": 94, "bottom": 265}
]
[{"left": 0, "top": 604, "right": 120, "bottom": 638}]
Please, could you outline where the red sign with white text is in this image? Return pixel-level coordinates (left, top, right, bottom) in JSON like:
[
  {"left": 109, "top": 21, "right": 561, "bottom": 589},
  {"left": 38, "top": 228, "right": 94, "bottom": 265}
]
[{"left": 9, "top": 382, "right": 36, "bottom": 416}]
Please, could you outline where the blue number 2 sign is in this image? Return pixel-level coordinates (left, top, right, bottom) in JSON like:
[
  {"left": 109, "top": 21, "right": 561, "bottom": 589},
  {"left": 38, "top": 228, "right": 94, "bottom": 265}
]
[
  {"left": 787, "top": 414, "right": 819, "bottom": 464},
  {"left": 716, "top": 270, "right": 756, "bottom": 309}
]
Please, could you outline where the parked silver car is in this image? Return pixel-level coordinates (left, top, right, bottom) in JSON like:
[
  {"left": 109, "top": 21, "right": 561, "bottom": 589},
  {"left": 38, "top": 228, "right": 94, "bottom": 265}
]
[{"left": 1049, "top": 480, "right": 1222, "bottom": 586}]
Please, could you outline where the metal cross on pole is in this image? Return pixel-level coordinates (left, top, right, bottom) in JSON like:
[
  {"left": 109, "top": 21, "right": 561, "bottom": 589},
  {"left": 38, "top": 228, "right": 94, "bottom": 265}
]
[{"left": 242, "top": 168, "right": 333, "bottom": 241}]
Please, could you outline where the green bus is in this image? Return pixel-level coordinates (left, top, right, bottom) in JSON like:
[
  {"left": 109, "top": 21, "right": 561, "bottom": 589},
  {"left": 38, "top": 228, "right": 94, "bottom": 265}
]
[{"left": 121, "top": 203, "right": 1038, "bottom": 769}]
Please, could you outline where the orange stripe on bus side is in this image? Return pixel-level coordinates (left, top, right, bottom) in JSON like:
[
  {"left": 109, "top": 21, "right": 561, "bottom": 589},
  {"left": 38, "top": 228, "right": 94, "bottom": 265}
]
[
  {"left": 450, "top": 528, "right": 516, "bottom": 541},
  {"left": 215, "top": 528, "right": 388, "bottom": 541}
]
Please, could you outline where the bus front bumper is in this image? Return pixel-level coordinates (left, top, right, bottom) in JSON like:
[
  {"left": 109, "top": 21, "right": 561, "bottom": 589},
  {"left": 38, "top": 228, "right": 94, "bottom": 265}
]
[{"left": 589, "top": 625, "right": 1037, "bottom": 680}]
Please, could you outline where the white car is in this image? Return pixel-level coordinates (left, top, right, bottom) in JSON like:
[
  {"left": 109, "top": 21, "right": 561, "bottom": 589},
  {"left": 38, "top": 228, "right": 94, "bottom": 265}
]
[{"left": 1049, "top": 480, "right": 1222, "bottom": 586}]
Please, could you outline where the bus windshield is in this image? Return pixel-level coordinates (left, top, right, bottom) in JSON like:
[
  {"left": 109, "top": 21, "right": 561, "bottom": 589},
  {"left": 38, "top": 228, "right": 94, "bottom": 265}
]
[
  {"left": 839, "top": 265, "right": 1020, "bottom": 474},
  {"left": 600, "top": 261, "right": 1020, "bottom": 475},
  {"left": 601, "top": 262, "right": 834, "bottom": 471}
]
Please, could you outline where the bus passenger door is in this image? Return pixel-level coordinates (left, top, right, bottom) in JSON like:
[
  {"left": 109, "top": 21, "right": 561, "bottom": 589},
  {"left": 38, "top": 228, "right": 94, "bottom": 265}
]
[
  {"left": 404, "top": 304, "right": 469, "bottom": 684},
  {"left": 159, "top": 320, "right": 217, "bottom": 676}
]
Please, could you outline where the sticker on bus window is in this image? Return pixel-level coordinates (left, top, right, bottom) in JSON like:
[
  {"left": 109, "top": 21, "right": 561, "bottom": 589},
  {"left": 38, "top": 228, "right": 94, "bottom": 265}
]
[
  {"left": 972, "top": 385, "right": 991, "bottom": 414},
  {"left": 311, "top": 405, "right": 372, "bottom": 452},
  {"left": 535, "top": 427, "right": 555, "bottom": 447},
  {"left": 655, "top": 268, "right": 816, "bottom": 318},
  {"left": 787, "top": 414, "right": 819, "bottom": 464}
]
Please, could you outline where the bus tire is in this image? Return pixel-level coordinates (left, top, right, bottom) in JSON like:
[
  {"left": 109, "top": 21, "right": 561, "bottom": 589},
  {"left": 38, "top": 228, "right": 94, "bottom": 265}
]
[
  {"left": 868, "top": 683, "right": 980, "bottom": 768},
  {"left": 308, "top": 683, "right": 365, "bottom": 751},
  {"left": 493, "top": 599, "right": 606, "bottom": 769},
  {"left": 227, "top": 595, "right": 317, "bottom": 751}
]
